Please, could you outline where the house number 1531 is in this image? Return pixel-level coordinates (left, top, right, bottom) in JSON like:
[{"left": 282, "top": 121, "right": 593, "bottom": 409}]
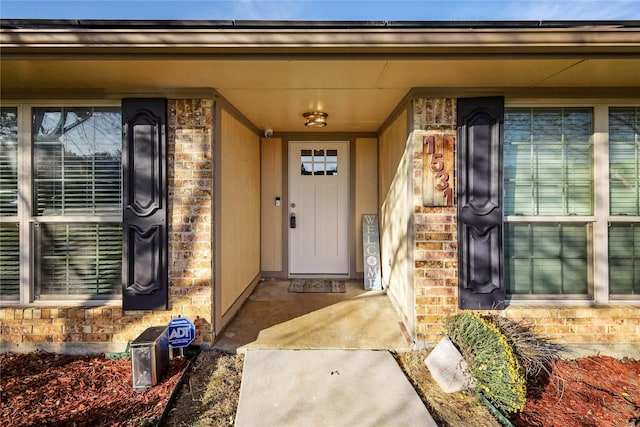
[{"left": 423, "top": 135, "right": 454, "bottom": 207}]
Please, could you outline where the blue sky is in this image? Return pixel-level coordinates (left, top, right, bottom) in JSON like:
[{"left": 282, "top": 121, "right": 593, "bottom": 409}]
[{"left": 1, "top": 0, "right": 640, "bottom": 21}]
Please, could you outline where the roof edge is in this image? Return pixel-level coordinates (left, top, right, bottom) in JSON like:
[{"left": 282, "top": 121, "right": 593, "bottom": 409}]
[{"left": 2, "top": 18, "right": 640, "bottom": 30}]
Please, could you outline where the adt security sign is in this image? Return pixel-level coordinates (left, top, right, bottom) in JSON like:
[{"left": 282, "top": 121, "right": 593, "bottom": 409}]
[{"left": 167, "top": 317, "right": 195, "bottom": 348}]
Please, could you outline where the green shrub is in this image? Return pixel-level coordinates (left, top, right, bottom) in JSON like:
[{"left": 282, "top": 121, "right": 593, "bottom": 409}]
[{"left": 445, "top": 311, "right": 527, "bottom": 414}]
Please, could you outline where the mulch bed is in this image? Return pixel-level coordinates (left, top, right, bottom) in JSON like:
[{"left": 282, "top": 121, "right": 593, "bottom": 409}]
[
  {"left": 1, "top": 351, "right": 639, "bottom": 426},
  {"left": 513, "top": 356, "right": 640, "bottom": 427},
  {"left": 0, "top": 351, "right": 187, "bottom": 427}
]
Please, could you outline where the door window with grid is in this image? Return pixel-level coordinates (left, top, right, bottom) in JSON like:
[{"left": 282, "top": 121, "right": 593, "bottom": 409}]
[{"left": 300, "top": 148, "right": 338, "bottom": 176}]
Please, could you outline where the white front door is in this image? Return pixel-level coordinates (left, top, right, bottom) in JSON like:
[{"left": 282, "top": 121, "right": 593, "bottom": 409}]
[{"left": 289, "top": 141, "right": 349, "bottom": 275}]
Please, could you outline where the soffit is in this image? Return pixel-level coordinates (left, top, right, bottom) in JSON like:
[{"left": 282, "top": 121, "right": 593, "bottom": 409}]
[
  {"left": 530, "top": 59, "right": 640, "bottom": 86},
  {"left": 1, "top": 22, "right": 640, "bottom": 132}
]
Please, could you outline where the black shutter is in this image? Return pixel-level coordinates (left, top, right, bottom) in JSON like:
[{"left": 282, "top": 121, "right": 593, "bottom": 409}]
[
  {"left": 122, "top": 98, "right": 168, "bottom": 310},
  {"left": 457, "top": 96, "right": 505, "bottom": 310}
]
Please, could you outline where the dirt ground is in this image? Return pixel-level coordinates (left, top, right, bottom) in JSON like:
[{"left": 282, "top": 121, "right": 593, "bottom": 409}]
[
  {"left": 165, "top": 351, "right": 243, "bottom": 427},
  {"left": 1, "top": 349, "right": 639, "bottom": 426}
]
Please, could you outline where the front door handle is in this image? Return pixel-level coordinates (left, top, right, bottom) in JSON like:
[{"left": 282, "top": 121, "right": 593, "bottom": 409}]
[{"left": 290, "top": 213, "right": 297, "bottom": 229}]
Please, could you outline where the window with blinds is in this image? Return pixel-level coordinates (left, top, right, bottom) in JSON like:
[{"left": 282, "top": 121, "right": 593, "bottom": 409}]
[
  {"left": 33, "top": 107, "right": 122, "bottom": 216},
  {"left": 0, "top": 224, "right": 19, "bottom": 299},
  {"left": 31, "top": 107, "right": 123, "bottom": 298},
  {"left": 1, "top": 104, "right": 123, "bottom": 302},
  {"left": 505, "top": 223, "right": 589, "bottom": 295},
  {"left": 0, "top": 107, "right": 18, "bottom": 216},
  {"left": 609, "top": 107, "right": 640, "bottom": 295},
  {"left": 504, "top": 108, "right": 593, "bottom": 216},
  {"left": 504, "top": 107, "right": 593, "bottom": 296},
  {"left": 34, "top": 223, "right": 122, "bottom": 297},
  {"left": 609, "top": 223, "right": 640, "bottom": 295},
  {"left": 0, "top": 107, "right": 19, "bottom": 300}
]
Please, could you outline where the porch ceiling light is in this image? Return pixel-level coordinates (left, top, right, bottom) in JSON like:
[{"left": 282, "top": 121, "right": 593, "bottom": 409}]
[{"left": 303, "top": 111, "right": 328, "bottom": 128}]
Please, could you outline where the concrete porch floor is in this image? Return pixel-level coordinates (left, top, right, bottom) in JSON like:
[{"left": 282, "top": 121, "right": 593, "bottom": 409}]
[{"left": 213, "top": 279, "right": 412, "bottom": 353}]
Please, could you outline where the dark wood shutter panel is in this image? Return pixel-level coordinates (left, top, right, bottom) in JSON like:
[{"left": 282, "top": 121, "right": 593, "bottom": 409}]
[
  {"left": 457, "top": 96, "right": 505, "bottom": 310},
  {"left": 122, "top": 98, "right": 168, "bottom": 311}
]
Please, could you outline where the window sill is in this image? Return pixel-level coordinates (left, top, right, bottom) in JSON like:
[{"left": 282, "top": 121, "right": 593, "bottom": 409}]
[
  {"left": 0, "top": 298, "right": 122, "bottom": 308},
  {"left": 505, "top": 298, "right": 640, "bottom": 307}
]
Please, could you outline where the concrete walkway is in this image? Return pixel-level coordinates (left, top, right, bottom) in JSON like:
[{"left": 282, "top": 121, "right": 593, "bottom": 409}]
[{"left": 235, "top": 349, "right": 437, "bottom": 427}]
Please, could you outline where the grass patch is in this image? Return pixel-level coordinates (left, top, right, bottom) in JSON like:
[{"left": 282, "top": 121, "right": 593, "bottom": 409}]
[
  {"left": 166, "top": 351, "right": 244, "bottom": 427},
  {"left": 393, "top": 349, "right": 500, "bottom": 427}
]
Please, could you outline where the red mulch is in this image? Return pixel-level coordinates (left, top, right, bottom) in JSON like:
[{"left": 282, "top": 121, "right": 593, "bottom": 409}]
[
  {"left": 513, "top": 356, "right": 640, "bottom": 427},
  {"left": 0, "top": 351, "right": 187, "bottom": 427}
]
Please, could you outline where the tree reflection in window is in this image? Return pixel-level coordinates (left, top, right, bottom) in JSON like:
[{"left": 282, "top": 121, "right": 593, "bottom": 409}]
[{"left": 300, "top": 148, "right": 338, "bottom": 176}]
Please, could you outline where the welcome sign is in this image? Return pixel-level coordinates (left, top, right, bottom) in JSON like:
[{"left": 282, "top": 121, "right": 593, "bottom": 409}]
[{"left": 362, "top": 214, "right": 382, "bottom": 291}]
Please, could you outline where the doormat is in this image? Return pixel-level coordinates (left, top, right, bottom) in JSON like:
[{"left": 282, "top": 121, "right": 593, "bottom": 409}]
[{"left": 288, "top": 280, "right": 346, "bottom": 293}]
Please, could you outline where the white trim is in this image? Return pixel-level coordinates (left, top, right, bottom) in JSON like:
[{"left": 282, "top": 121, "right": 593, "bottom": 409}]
[
  {"left": 507, "top": 299, "right": 593, "bottom": 306},
  {"left": 1, "top": 100, "right": 121, "bottom": 108},
  {"left": 288, "top": 141, "right": 350, "bottom": 276},
  {"left": 507, "top": 299, "right": 640, "bottom": 307},
  {"left": 507, "top": 99, "right": 640, "bottom": 107},
  {"left": 29, "top": 216, "right": 122, "bottom": 223},
  {"left": 19, "top": 104, "right": 31, "bottom": 305},
  {"left": 28, "top": 297, "right": 122, "bottom": 306},
  {"left": 608, "top": 216, "right": 640, "bottom": 222},
  {"left": 505, "top": 216, "right": 595, "bottom": 222},
  {"left": 593, "top": 104, "right": 610, "bottom": 304}
]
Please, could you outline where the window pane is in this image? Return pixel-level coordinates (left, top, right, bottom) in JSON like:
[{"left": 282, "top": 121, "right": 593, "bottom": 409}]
[
  {"left": 33, "top": 107, "right": 122, "bottom": 216},
  {"left": 313, "top": 150, "right": 325, "bottom": 175},
  {"left": 300, "top": 147, "right": 338, "bottom": 176},
  {"left": 300, "top": 149, "right": 312, "bottom": 175},
  {"left": 609, "top": 223, "right": 640, "bottom": 295},
  {"left": 0, "top": 223, "right": 20, "bottom": 299},
  {"left": 609, "top": 107, "right": 640, "bottom": 215},
  {"left": 505, "top": 223, "right": 589, "bottom": 295},
  {"left": 326, "top": 149, "right": 338, "bottom": 175},
  {"left": 504, "top": 108, "right": 593, "bottom": 216},
  {"left": 34, "top": 223, "right": 122, "bottom": 297},
  {"left": 0, "top": 107, "right": 18, "bottom": 216}
]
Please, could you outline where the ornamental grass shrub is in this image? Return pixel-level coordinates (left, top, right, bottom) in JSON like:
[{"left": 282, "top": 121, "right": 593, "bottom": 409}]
[
  {"left": 445, "top": 311, "right": 527, "bottom": 414},
  {"left": 485, "top": 314, "right": 562, "bottom": 381}
]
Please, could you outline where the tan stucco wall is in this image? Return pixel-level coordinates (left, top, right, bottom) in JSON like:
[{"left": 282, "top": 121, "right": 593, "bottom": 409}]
[
  {"left": 260, "top": 137, "right": 283, "bottom": 272},
  {"left": 355, "top": 137, "right": 379, "bottom": 273},
  {"left": 220, "top": 109, "right": 261, "bottom": 314},
  {"left": 378, "top": 107, "right": 414, "bottom": 336}
]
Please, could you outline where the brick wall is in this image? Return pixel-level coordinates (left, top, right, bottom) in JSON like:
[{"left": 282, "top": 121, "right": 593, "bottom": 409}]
[
  {"left": 0, "top": 98, "right": 215, "bottom": 352},
  {"left": 411, "top": 96, "right": 640, "bottom": 346},
  {"left": 412, "top": 97, "right": 459, "bottom": 342},
  {"left": 166, "top": 99, "right": 214, "bottom": 345}
]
